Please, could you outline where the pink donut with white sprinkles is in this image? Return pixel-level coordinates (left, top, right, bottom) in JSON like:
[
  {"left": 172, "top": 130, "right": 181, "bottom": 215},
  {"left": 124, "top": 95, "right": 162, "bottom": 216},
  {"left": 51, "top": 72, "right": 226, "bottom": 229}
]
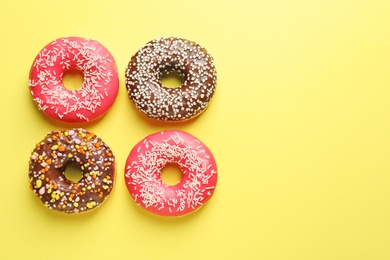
[
  {"left": 29, "top": 37, "right": 119, "bottom": 123},
  {"left": 124, "top": 130, "right": 218, "bottom": 216}
]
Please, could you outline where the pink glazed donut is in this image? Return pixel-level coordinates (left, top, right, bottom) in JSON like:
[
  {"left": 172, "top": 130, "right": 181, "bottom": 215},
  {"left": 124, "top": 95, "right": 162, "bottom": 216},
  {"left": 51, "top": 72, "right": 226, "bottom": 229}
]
[
  {"left": 29, "top": 37, "right": 119, "bottom": 123},
  {"left": 124, "top": 130, "right": 218, "bottom": 216}
]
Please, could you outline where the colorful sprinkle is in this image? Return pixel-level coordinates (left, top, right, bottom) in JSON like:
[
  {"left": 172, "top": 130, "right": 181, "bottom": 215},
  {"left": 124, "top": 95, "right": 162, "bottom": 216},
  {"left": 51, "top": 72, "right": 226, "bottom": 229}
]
[
  {"left": 28, "top": 128, "right": 116, "bottom": 214},
  {"left": 35, "top": 179, "right": 42, "bottom": 188}
]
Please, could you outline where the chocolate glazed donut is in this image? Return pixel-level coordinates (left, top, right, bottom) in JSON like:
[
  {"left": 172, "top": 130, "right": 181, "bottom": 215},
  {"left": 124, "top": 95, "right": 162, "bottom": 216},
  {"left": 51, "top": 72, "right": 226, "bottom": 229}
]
[
  {"left": 29, "top": 128, "right": 116, "bottom": 213},
  {"left": 125, "top": 37, "right": 217, "bottom": 121}
]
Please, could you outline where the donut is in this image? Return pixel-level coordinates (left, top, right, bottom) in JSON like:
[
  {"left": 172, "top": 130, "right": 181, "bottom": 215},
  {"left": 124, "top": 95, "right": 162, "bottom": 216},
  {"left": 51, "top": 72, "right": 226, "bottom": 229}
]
[
  {"left": 29, "top": 37, "right": 119, "bottom": 123},
  {"left": 29, "top": 128, "right": 116, "bottom": 213},
  {"left": 125, "top": 37, "right": 217, "bottom": 121},
  {"left": 124, "top": 130, "right": 218, "bottom": 216}
]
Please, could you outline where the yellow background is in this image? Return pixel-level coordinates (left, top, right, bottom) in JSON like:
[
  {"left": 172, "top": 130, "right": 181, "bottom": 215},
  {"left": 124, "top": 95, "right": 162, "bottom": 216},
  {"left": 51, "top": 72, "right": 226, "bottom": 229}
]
[{"left": 1, "top": 0, "right": 390, "bottom": 259}]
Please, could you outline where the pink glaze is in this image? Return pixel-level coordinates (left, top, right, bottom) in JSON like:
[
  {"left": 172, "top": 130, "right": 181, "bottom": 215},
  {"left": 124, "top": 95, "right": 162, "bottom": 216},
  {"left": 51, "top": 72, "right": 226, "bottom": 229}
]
[
  {"left": 125, "top": 130, "right": 218, "bottom": 216},
  {"left": 29, "top": 37, "right": 119, "bottom": 123}
]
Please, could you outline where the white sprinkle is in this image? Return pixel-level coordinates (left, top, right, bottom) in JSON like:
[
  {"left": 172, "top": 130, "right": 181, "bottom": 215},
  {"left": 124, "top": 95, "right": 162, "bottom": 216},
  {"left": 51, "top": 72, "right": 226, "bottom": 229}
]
[{"left": 126, "top": 131, "right": 217, "bottom": 215}]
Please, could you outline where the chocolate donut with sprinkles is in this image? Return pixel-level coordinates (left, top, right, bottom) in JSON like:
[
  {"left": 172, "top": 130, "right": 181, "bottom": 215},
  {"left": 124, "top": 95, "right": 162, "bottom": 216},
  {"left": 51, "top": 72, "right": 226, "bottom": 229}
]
[
  {"left": 125, "top": 37, "right": 217, "bottom": 121},
  {"left": 124, "top": 130, "right": 218, "bottom": 216},
  {"left": 29, "top": 129, "right": 116, "bottom": 213},
  {"left": 29, "top": 37, "right": 119, "bottom": 123}
]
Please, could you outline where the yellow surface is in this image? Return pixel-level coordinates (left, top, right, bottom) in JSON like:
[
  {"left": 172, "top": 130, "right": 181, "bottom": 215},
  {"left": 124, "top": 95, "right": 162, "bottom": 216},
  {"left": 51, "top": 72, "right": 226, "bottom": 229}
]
[{"left": 1, "top": 0, "right": 390, "bottom": 259}]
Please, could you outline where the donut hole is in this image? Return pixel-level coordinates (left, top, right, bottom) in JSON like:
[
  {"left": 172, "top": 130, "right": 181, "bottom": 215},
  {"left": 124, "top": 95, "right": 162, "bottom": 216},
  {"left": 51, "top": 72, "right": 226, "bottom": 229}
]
[
  {"left": 62, "top": 70, "right": 84, "bottom": 91},
  {"left": 160, "top": 70, "right": 184, "bottom": 89},
  {"left": 64, "top": 162, "right": 83, "bottom": 183},
  {"left": 160, "top": 163, "right": 183, "bottom": 186}
]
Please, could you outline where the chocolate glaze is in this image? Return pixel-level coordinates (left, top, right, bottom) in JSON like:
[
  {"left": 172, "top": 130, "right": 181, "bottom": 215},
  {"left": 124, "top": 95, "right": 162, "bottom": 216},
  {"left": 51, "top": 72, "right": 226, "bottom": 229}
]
[
  {"left": 29, "top": 128, "right": 116, "bottom": 213},
  {"left": 125, "top": 37, "right": 217, "bottom": 121}
]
